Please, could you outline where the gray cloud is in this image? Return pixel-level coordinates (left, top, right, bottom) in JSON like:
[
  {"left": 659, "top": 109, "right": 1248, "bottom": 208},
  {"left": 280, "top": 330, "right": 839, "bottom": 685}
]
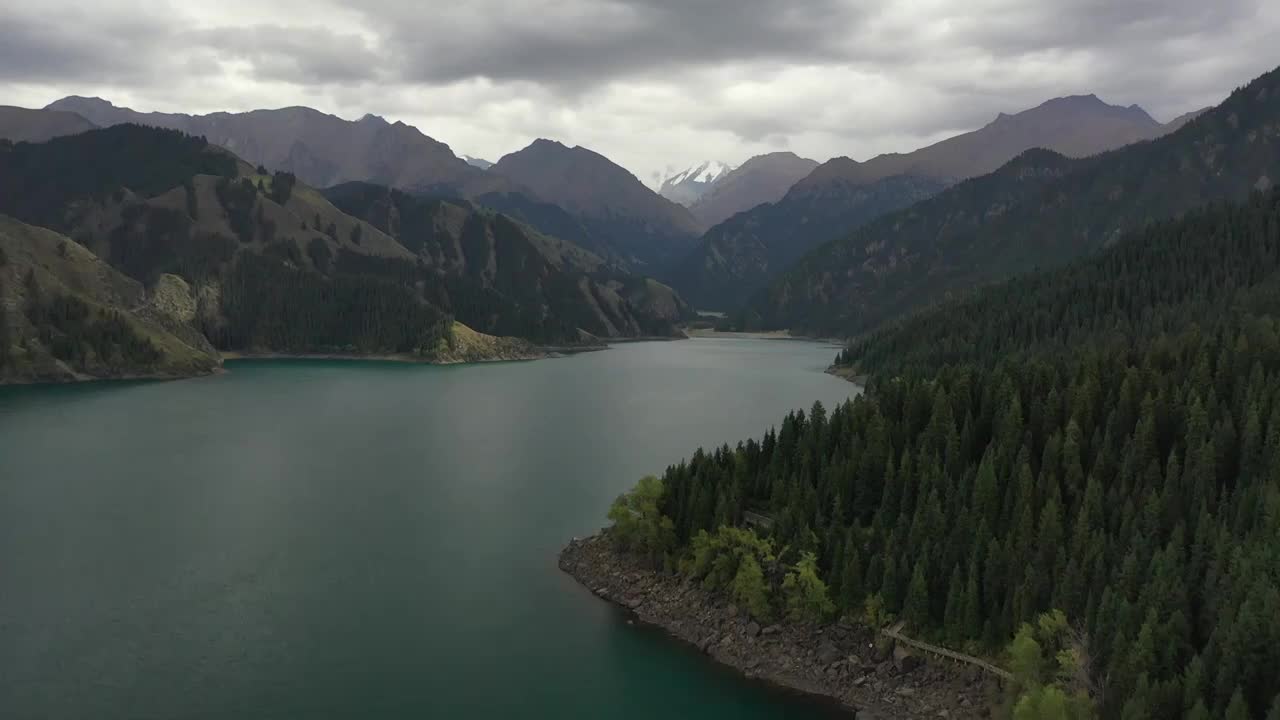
[
  {"left": 1, "top": 0, "right": 1277, "bottom": 183},
  {"left": 0, "top": 9, "right": 173, "bottom": 83},
  {"left": 358, "top": 0, "right": 862, "bottom": 89},
  {"left": 188, "top": 25, "right": 384, "bottom": 85}
]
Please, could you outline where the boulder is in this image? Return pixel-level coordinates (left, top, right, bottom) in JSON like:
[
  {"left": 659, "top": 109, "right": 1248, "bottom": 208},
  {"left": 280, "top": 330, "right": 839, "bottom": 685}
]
[
  {"left": 746, "top": 621, "right": 761, "bottom": 637},
  {"left": 893, "top": 644, "right": 922, "bottom": 674},
  {"left": 817, "top": 642, "right": 842, "bottom": 665}
]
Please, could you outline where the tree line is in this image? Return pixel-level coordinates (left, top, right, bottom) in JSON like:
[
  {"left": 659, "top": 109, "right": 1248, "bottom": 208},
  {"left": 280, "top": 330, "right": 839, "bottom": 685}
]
[{"left": 608, "top": 190, "right": 1280, "bottom": 718}]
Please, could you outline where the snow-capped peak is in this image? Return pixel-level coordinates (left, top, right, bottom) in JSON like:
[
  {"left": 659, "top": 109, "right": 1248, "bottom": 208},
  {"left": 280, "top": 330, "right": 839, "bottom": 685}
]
[{"left": 658, "top": 160, "right": 735, "bottom": 206}]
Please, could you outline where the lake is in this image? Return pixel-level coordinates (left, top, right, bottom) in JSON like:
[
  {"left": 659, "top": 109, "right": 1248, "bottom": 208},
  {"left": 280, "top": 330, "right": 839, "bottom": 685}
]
[{"left": 0, "top": 338, "right": 857, "bottom": 719}]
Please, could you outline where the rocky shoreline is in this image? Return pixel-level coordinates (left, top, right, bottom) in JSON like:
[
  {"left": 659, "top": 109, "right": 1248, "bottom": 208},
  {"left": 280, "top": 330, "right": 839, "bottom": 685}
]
[{"left": 559, "top": 534, "right": 1000, "bottom": 719}]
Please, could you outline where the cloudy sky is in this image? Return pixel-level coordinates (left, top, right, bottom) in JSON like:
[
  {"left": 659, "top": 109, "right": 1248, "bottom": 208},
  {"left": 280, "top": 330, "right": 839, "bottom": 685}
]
[{"left": 3, "top": 0, "right": 1278, "bottom": 186}]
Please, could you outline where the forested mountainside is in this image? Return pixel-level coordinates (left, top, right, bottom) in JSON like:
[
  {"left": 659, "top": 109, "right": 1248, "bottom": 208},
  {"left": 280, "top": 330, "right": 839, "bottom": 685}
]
[
  {"left": 0, "top": 126, "right": 684, "bottom": 368},
  {"left": 35, "top": 98, "right": 705, "bottom": 273},
  {"left": 491, "top": 139, "right": 702, "bottom": 267},
  {"left": 837, "top": 190, "right": 1280, "bottom": 376},
  {"left": 687, "top": 152, "right": 820, "bottom": 230},
  {"left": 669, "top": 172, "right": 947, "bottom": 310},
  {"left": 324, "top": 183, "right": 690, "bottom": 340},
  {"left": 748, "top": 65, "right": 1280, "bottom": 338},
  {"left": 606, "top": 188, "right": 1280, "bottom": 719},
  {"left": 0, "top": 216, "right": 220, "bottom": 383}
]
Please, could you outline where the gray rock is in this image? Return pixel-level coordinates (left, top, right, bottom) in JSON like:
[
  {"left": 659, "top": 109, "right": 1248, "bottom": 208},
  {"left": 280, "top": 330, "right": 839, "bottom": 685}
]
[
  {"left": 746, "top": 621, "right": 761, "bottom": 637},
  {"left": 893, "top": 644, "right": 921, "bottom": 674},
  {"left": 817, "top": 642, "right": 842, "bottom": 665},
  {"left": 762, "top": 624, "right": 780, "bottom": 636}
]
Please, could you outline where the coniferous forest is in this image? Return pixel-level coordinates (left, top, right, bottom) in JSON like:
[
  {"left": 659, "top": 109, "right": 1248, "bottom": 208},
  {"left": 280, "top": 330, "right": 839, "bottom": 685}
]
[{"left": 610, "top": 189, "right": 1280, "bottom": 719}]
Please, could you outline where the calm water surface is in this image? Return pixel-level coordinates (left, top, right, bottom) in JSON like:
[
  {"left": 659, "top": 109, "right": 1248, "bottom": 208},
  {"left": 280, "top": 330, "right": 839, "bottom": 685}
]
[{"left": 0, "top": 339, "right": 857, "bottom": 719}]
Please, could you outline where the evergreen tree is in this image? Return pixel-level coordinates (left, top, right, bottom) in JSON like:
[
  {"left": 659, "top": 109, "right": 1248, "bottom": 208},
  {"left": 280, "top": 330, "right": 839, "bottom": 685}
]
[
  {"left": 1225, "top": 688, "right": 1250, "bottom": 720},
  {"left": 903, "top": 560, "right": 930, "bottom": 631}
]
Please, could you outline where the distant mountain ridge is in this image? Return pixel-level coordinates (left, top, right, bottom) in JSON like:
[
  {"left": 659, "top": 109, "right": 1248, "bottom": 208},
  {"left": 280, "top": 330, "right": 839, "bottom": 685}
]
[
  {"left": 748, "top": 65, "right": 1280, "bottom": 337},
  {"left": 39, "top": 97, "right": 702, "bottom": 271},
  {"left": 827, "top": 94, "right": 1190, "bottom": 188},
  {"left": 658, "top": 160, "right": 734, "bottom": 206},
  {"left": 0, "top": 106, "right": 96, "bottom": 143},
  {"left": 688, "top": 152, "right": 820, "bottom": 229},
  {"left": 492, "top": 139, "right": 702, "bottom": 266},
  {"left": 45, "top": 96, "right": 494, "bottom": 194},
  {"left": 669, "top": 172, "right": 948, "bottom": 310},
  {"left": 668, "top": 92, "right": 1205, "bottom": 313}
]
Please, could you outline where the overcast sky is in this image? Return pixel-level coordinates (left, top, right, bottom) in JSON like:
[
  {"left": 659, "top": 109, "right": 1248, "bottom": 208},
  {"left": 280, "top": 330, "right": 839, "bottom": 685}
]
[{"left": 2, "top": 0, "right": 1278, "bottom": 186}]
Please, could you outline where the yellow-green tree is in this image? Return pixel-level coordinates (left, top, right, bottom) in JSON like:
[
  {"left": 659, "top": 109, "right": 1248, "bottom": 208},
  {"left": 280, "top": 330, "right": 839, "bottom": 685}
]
[
  {"left": 1006, "top": 610, "right": 1095, "bottom": 720},
  {"left": 782, "top": 551, "right": 835, "bottom": 623},
  {"left": 608, "top": 475, "right": 676, "bottom": 565}
]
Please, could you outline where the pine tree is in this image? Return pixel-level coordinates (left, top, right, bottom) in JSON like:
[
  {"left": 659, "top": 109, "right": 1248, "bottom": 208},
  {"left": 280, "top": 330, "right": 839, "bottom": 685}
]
[
  {"left": 1224, "top": 687, "right": 1250, "bottom": 720},
  {"left": 1185, "top": 700, "right": 1210, "bottom": 720},
  {"left": 839, "top": 547, "right": 864, "bottom": 612},
  {"left": 943, "top": 564, "right": 964, "bottom": 641},
  {"left": 904, "top": 560, "right": 930, "bottom": 631}
]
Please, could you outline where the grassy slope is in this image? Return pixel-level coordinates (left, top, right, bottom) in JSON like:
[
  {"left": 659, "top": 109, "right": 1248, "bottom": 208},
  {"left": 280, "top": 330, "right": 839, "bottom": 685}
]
[{"left": 0, "top": 216, "right": 221, "bottom": 383}]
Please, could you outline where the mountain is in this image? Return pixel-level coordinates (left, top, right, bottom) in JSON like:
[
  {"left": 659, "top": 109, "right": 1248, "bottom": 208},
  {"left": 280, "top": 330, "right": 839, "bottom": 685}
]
[
  {"left": 491, "top": 139, "right": 702, "bottom": 266},
  {"left": 669, "top": 169, "right": 948, "bottom": 310},
  {"left": 669, "top": 93, "right": 1201, "bottom": 312},
  {"left": 44, "top": 96, "right": 497, "bottom": 194},
  {"left": 820, "top": 95, "right": 1186, "bottom": 190},
  {"left": 748, "top": 65, "right": 1280, "bottom": 337},
  {"left": 463, "top": 156, "right": 494, "bottom": 170},
  {"left": 0, "top": 215, "right": 221, "bottom": 383},
  {"left": 0, "top": 125, "right": 686, "bottom": 367},
  {"left": 688, "top": 152, "right": 820, "bottom": 229},
  {"left": 323, "top": 182, "right": 690, "bottom": 339},
  {"left": 1166, "top": 106, "right": 1213, "bottom": 130},
  {"left": 839, "top": 186, "right": 1280, "bottom": 376},
  {"left": 658, "top": 160, "right": 734, "bottom": 206},
  {"left": 0, "top": 106, "right": 96, "bottom": 143},
  {"left": 28, "top": 98, "right": 699, "bottom": 273}
]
